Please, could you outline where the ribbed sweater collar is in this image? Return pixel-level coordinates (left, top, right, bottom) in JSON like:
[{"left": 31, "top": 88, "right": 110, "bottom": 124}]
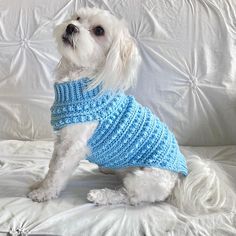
[{"left": 53, "top": 78, "right": 103, "bottom": 104}]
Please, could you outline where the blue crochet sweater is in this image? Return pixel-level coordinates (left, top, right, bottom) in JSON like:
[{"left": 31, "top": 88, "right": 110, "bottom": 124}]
[{"left": 51, "top": 78, "right": 188, "bottom": 176}]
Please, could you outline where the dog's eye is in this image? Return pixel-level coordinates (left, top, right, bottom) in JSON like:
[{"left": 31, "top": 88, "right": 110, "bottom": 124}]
[
  {"left": 93, "top": 26, "right": 105, "bottom": 36},
  {"left": 77, "top": 16, "right": 80, "bottom": 21}
]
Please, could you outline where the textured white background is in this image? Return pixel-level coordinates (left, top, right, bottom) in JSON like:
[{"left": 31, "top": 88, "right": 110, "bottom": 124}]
[
  {"left": 0, "top": 0, "right": 236, "bottom": 145},
  {"left": 0, "top": 1, "right": 236, "bottom": 235}
]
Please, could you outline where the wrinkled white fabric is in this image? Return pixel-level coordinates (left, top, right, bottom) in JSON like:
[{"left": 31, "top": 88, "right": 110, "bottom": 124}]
[
  {"left": 0, "top": 140, "right": 235, "bottom": 236},
  {"left": 0, "top": 0, "right": 236, "bottom": 145},
  {"left": 0, "top": 0, "right": 236, "bottom": 235}
]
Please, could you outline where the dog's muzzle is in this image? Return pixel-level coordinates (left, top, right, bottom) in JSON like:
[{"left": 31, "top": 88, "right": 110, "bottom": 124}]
[{"left": 62, "top": 24, "right": 79, "bottom": 47}]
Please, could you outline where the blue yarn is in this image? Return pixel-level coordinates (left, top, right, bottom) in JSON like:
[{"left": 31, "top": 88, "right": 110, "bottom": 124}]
[{"left": 51, "top": 78, "right": 188, "bottom": 176}]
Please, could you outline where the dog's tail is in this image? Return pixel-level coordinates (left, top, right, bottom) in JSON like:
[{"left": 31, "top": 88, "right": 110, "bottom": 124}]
[{"left": 168, "top": 155, "right": 236, "bottom": 215}]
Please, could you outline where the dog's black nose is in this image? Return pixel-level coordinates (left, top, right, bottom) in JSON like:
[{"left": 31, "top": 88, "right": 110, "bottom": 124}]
[{"left": 66, "top": 24, "right": 79, "bottom": 35}]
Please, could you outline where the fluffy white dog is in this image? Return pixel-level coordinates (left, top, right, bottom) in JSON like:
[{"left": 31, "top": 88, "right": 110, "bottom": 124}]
[{"left": 28, "top": 7, "right": 235, "bottom": 214}]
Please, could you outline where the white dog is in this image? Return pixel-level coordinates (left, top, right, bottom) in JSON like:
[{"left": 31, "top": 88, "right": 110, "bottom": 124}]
[{"left": 28, "top": 7, "right": 235, "bottom": 214}]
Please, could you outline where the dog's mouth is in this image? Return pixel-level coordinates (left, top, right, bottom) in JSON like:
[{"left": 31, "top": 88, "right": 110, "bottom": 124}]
[{"left": 62, "top": 34, "right": 74, "bottom": 47}]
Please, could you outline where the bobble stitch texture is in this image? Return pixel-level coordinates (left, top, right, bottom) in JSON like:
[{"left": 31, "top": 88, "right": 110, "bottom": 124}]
[{"left": 51, "top": 78, "right": 188, "bottom": 176}]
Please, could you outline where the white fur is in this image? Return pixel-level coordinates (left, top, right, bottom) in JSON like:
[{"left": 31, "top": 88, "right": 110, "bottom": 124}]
[
  {"left": 28, "top": 122, "right": 97, "bottom": 202},
  {"left": 28, "top": 7, "right": 236, "bottom": 215},
  {"left": 169, "top": 155, "right": 236, "bottom": 215},
  {"left": 53, "top": 7, "right": 141, "bottom": 91}
]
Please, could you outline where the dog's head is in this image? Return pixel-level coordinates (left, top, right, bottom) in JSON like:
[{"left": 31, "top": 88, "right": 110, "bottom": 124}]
[{"left": 54, "top": 7, "right": 141, "bottom": 91}]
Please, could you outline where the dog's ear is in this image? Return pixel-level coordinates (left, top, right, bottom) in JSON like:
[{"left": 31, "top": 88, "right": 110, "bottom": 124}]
[
  {"left": 117, "top": 28, "right": 141, "bottom": 90},
  {"left": 91, "top": 24, "right": 141, "bottom": 91}
]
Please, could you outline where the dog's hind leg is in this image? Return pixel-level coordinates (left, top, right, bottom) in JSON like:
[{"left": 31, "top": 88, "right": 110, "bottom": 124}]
[
  {"left": 123, "top": 168, "right": 178, "bottom": 205},
  {"left": 87, "top": 187, "right": 129, "bottom": 205},
  {"left": 87, "top": 167, "right": 178, "bottom": 205}
]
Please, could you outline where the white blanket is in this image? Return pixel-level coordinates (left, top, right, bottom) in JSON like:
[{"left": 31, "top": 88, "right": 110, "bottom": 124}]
[
  {"left": 0, "top": 141, "right": 235, "bottom": 236},
  {"left": 0, "top": 0, "right": 236, "bottom": 146}
]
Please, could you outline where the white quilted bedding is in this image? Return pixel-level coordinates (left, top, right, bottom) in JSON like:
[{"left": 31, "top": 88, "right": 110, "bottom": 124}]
[
  {"left": 0, "top": 0, "right": 236, "bottom": 146},
  {"left": 0, "top": 140, "right": 235, "bottom": 236}
]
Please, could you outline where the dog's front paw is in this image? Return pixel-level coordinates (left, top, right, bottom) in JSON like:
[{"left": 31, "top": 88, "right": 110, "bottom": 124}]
[
  {"left": 87, "top": 189, "right": 110, "bottom": 205},
  {"left": 27, "top": 188, "right": 58, "bottom": 202}
]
